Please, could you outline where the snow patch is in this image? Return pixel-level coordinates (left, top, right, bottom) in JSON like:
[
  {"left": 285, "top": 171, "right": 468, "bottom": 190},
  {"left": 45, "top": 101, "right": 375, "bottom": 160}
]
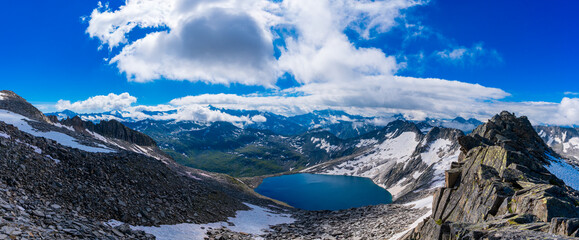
[
  {"left": 322, "top": 132, "right": 419, "bottom": 180},
  {"left": 311, "top": 137, "right": 338, "bottom": 153},
  {"left": 388, "top": 210, "right": 432, "bottom": 240},
  {"left": 0, "top": 110, "right": 114, "bottom": 153},
  {"left": 420, "top": 139, "right": 460, "bottom": 188},
  {"left": 420, "top": 139, "right": 452, "bottom": 166},
  {"left": 356, "top": 138, "right": 378, "bottom": 148},
  {"left": 108, "top": 203, "right": 294, "bottom": 240},
  {"left": 0, "top": 131, "right": 10, "bottom": 139},
  {"left": 545, "top": 153, "right": 579, "bottom": 191},
  {"left": 562, "top": 137, "right": 579, "bottom": 154},
  {"left": 52, "top": 122, "right": 75, "bottom": 132},
  {"left": 27, "top": 143, "right": 42, "bottom": 154},
  {"left": 403, "top": 196, "right": 432, "bottom": 210},
  {"left": 45, "top": 155, "right": 61, "bottom": 164},
  {"left": 412, "top": 171, "right": 423, "bottom": 179}
]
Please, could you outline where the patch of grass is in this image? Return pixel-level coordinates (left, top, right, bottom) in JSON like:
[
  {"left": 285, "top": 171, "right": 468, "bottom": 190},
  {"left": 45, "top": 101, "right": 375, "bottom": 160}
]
[{"left": 164, "top": 145, "right": 309, "bottom": 177}]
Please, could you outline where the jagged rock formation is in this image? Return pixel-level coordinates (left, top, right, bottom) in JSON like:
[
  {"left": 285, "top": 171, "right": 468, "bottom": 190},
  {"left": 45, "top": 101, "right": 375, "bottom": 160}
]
[
  {"left": 59, "top": 116, "right": 157, "bottom": 147},
  {"left": 48, "top": 107, "right": 481, "bottom": 178},
  {"left": 403, "top": 111, "right": 579, "bottom": 239},
  {"left": 304, "top": 120, "right": 464, "bottom": 202}
]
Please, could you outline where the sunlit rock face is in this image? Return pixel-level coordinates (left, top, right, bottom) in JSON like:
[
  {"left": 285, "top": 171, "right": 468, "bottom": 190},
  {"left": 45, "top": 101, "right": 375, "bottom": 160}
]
[{"left": 404, "top": 111, "right": 579, "bottom": 239}]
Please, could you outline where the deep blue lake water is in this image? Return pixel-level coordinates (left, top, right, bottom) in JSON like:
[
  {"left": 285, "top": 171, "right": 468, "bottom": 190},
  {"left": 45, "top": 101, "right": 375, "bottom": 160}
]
[{"left": 255, "top": 173, "right": 392, "bottom": 211}]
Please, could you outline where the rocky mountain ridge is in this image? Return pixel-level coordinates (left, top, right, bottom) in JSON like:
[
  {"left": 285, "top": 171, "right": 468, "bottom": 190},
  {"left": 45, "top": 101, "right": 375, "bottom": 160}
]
[
  {"left": 0, "top": 91, "right": 282, "bottom": 239},
  {"left": 403, "top": 111, "right": 579, "bottom": 239},
  {"left": 46, "top": 107, "right": 485, "bottom": 178}
]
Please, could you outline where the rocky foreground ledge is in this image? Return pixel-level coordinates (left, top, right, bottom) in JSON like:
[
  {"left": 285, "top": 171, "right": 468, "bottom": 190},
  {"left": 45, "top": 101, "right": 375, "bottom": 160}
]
[
  {"left": 403, "top": 111, "right": 579, "bottom": 239},
  {"left": 202, "top": 203, "right": 428, "bottom": 240},
  {"left": 263, "top": 204, "right": 427, "bottom": 240}
]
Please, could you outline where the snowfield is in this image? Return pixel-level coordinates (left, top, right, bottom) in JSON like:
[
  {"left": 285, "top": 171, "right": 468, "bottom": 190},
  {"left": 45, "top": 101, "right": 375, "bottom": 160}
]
[
  {"left": 420, "top": 139, "right": 460, "bottom": 188},
  {"left": 319, "top": 131, "right": 459, "bottom": 195},
  {"left": 563, "top": 137, "right": 579, "bottom": 153},
  {"left": 0, "top": 110, "right": 114, "bottom": 153},
  {"left": 545, "top": 153, "right": 579, "bottom": 191},
  {"left": 322, "top": 132, "right": 419, "bottom": 178},
  {"left": 107, "top": 203, "right": 294, "bottom": 240}
]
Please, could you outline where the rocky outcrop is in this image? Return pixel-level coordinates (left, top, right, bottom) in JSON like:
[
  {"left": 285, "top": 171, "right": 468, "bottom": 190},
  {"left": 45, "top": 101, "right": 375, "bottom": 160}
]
[
  {"left": 0, "top": 90, "right": 52, "bottom": 123},
  {"left": 403, "top": 111, "right": 579, "bottom": 239},
  {"left": 60, "top": 116, "right": 157, "bottom": 147}
]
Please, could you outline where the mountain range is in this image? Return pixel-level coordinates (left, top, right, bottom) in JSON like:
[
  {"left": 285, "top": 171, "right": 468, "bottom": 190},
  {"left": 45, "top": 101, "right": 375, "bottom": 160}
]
[
  {"left": 46, "top": 108, "right": 484, "bottom": 178},
  {"left": 2, "top": 90, "right": 579, "bottom": 239}
]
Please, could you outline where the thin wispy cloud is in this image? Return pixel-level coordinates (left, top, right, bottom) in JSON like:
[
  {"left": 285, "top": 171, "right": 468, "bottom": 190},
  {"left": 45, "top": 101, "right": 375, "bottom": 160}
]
[{"left": 435, "top": 43, "right": 503, "bottom": 66}]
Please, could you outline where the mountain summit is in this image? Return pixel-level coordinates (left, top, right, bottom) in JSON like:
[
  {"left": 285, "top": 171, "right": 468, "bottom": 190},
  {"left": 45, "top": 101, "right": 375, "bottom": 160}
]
[{"left": 404, "top": 111, "right": 579, "bottom": 239}]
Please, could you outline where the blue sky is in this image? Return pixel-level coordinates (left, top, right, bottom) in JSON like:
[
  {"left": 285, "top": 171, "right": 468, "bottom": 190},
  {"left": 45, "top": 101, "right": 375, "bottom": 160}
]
[{"left": 0, "top": 0, "right": 578, "bottom": 124}]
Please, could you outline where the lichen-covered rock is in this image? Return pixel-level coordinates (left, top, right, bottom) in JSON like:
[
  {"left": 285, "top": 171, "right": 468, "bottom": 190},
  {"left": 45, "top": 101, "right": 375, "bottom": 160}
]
[
  {"left": 550, "top": 217, "right": 579, "bottom": 237},
  {"left": 403, "top": 111, "right": 579, "bottom": 239}
]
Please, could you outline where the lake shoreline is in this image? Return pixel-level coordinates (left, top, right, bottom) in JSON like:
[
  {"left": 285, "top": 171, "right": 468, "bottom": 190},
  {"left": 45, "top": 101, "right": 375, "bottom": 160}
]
[{"left": 254, "top": 173, "right": 393, "bottom": 211}]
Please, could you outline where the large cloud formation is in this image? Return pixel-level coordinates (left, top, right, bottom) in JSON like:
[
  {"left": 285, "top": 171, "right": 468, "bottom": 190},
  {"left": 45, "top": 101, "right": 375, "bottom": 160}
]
[{"left": 84, "top": 0, "right": 579, "bottom": 126}]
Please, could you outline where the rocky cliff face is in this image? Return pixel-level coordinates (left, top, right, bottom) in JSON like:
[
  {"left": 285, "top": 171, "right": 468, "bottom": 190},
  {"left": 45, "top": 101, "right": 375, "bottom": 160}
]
[
  {"left": 536, "top": 125, "right": 579, "bottom": 163},
  {"left": 403, "top": 111, "right": 579, "bottom": 239},
  {"left": 57, "top": 116, "right": 157, "bottom": 147}
]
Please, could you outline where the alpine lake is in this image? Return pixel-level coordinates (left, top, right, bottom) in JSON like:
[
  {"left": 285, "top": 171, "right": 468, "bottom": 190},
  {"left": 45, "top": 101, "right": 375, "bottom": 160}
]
[{"left": 255, "top": 173, "right": 392, "bottom": 211}]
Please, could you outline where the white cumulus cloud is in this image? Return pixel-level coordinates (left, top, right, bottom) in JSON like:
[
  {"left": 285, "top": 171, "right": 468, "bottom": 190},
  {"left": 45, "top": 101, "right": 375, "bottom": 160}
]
[
  {"left": 84, "top": 0, "right": 579, "bottom": 127},
  {"left": 56, "top": 93, "right": 137, "bottom": 113}
]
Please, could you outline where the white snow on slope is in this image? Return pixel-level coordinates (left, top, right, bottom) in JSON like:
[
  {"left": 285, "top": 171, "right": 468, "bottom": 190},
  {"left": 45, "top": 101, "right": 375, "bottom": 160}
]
[
  {"left": 322, "top": 132, "right": 419, "bottom": 178},
  {"left": 0, "top": 110, "right": 114, "bottom": 153},
  {"left": 356, "top": 138, "right": 378, "bottom": 148},
  {"left": 0, "top": 131, "right": 9, "bottom": 139},
  {"left": 0, "top": 92, "right": 6, "bottom": 100},
  {"left": 403, "top": 196, "right": 432, "bottom": 210},
  {"left": 311, "top": 137, "right": 338, "bottom": 153},
  {"left": 546, "top": 153, "right": 579, "bottom": 191},
  {"left": 387, "top": 178, "right": 409, "bottom": 199},
  {"left": 420, "top": 139, "right": 460, "bottom": 188},
  {"left": 108, "top": 203, "right": 294, "bottom": 240},
  {"left": 563, "top": 137, "right": 579, "bottom": 153},
  {"left": 45, "top": 155, "right": 61, "bottom": 164},
  {"left": 389, "top": 196, "right": 434, "bottom": 240},
  {"left": 389, "top": 210, "right": 432, "bottom": 240},
  {"left": 24, "top": 142, "right": 42, "bottom": 154}
]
